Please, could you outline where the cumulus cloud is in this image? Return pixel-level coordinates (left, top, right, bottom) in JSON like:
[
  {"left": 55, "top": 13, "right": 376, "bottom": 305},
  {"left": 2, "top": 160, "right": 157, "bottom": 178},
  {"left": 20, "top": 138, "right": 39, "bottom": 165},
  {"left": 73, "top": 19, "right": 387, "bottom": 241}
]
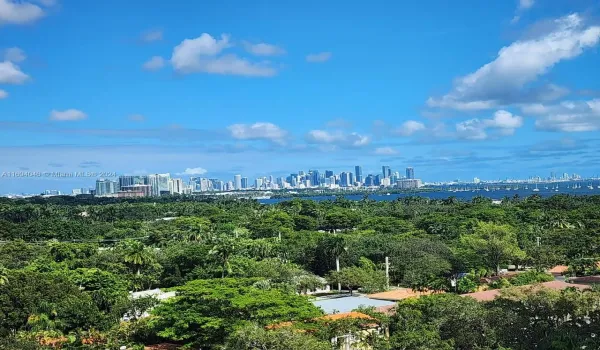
[
  {"left": 529, "top": 99, "right": 600, "bottom": 132},
  {"left": 394, "top": 120, "right": 426, "bottom": 136},
  {"left": 306, "top": 52, "right": 332, "bottom": 63},
  {"left": 0, "top": 89, "right": 7, "bottom": 99},
  {"left": 171, "top": 33, "right": 277, "bottom": 77},
  {"left": 141, "top": 29, "right": 163, "bottom": 43},
  {"left": 4, "top": 47, "right": 26, "bottom": 62},
  {"left": 243, "top": 41, "right": 285, "bottom": 56},
  {"left": 0, "top": 0, "right": 45, "bottom": 25},
  {"left": 305, "top": 130, "right": 370, "bottom": 147},
  {"left": 49, "top": 109, "right": 87, "bottom": 121},
  {"left": 374, "top": 147, "right": 399, "bottom": 155},
  {"left": 178, "top": 167, "right": 207, "bottom": 176},
  {"left": 228, "top": 122, "right": 287, "bottom": 143},
  {"left": 455, "top": 110, "right": 524, "bottom": 140},
  {"left": 427, "top": 14, "right": 600, "bottom": 110},
  {"left": 0, "top": 60, "right": 29, "bottom": 84},
  {"left": 142, "top": 56, "right": 165, "bottom": 71}
]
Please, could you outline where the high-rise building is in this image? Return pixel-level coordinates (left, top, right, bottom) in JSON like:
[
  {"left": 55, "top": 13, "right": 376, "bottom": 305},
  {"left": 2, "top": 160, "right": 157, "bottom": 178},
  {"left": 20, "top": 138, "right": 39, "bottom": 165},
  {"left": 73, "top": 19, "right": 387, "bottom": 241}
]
[
  {"left": 148, "top": 173, "right": 170, "bottom": 196},
  {"left": 382, "top": 166, "right": 390, "bottom": 178},
  {"left": 169, "top": 178, "right": 184, "bottom": 194},
  {"left": 325, "top": 170, "right": 334, "bottom": 178},
  {"left": 95, "top": 179, "right": 117, "bottom": 196},
  {"left": 118, "top": 175, "right": 147, "bottom": 190},
  {"left": 234, "top": 174, "right": 242, "bottom": 190},
  {"left": 406, "top": 167, "right": 415, "bottom": 180},
  {"left": 365, "top": 174, "right": 374, "bottom": 187},
  {"left": 310, "top": 170, "right": 320, "bottom": 186},
  {"left": 255, "top": 178, "right": 263, "bottom": 189},
  {"left": 349, "top": 172, "right": 355, "bottom": 185},
  {"left": 374, "top": 174, "right": 382, "bottom": 186},
  {"left": 355, "top": 166, "right": 363, "bottom": 183},
  {"left": 340, "top": 172, "right": 350, "bottom": 187},
  {"left": 241, "top": 177, "right": 249, "bottom": 189}
]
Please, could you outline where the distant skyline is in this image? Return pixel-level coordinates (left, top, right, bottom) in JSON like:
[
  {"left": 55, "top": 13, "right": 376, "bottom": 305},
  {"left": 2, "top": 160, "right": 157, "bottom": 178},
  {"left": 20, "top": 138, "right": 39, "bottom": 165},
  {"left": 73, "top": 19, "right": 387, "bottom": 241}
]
[{"left": 1, "top": 0, "right": 600, "bottom": 193}]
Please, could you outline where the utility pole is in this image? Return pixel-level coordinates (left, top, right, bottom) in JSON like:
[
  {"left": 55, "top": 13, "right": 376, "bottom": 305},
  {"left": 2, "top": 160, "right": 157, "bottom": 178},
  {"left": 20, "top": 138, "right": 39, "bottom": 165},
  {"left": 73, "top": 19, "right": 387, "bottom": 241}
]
[{"left": 385, "top": 256, "right": 390, "bottom": 289}]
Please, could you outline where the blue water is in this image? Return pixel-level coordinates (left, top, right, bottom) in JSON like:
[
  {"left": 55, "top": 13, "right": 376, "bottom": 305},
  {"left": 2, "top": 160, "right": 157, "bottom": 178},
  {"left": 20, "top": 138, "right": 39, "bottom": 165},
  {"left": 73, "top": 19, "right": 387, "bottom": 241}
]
[{"left": 259, "top": 183, "right": 600, "bottom": 204}]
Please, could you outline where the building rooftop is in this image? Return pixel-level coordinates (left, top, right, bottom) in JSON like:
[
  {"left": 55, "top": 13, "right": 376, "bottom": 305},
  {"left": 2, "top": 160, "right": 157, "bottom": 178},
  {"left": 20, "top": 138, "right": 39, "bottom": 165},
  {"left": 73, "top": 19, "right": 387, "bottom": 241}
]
[
  {"left": 461, "top": 281, "right": 590, "bottom": 302},
  {"left": 368, "top": 288, "right": 437, "bottom": 301},
  {"left": 312, "top": 296, "right": 395, "bottom": 314},
  {"left": 548, "top": 265, "right": 569, "bottom": 275}
]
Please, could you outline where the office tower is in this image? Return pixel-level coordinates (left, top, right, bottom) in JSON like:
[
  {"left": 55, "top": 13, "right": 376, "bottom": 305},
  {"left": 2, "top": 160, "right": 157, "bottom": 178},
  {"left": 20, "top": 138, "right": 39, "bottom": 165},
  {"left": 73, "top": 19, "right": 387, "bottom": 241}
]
[
  {"left": 355, "top": 166, "right": 363, "bottom": 183},
  {"left": 311, "top": 170, "right": 320, "bottom": 186},
  {"left": 374, "top": 174, "right": 382, "bottom": 186},
  {"left": 148, "top": 173, "right": 170, "bottom": 196},
  {"left": 118, "top": 175, "right": 147, "bottom": 190},
  {"left": 290, "top": 174, "right": 298, "bottom": 187},
  {"left": 382, "top": 166, "right": 390, "bottom": 178},
  {"left": 406, "top": 167, "right": 414, "bottom": 180},
  {"left": 241, "top": 177, "right": 249, "bottom": 189},
  {"left": 255, "top": 178, "right": 263, "bottom": 189},
  {"left": 269, "top": 175, "right": 274, "bottom": 184},
  {"left": 365, "top": 174, "right": 374, "bottom": 187},
  {"left": 325, "top": 170, "right": 334, "bottom": 178},
  {"left": 95, "top": 179, "right": 116, "bottom": 196},
  {"left": 234, "top": 175, "right": 242, "bottom": 190},
  {"left": 349, "top": 172, "right": 355, "bottom": 185},
  {"left": 169, "top": 178, "right": 184, "bottom": 194},
  {"left": 298, "top": 171, "right": 305, "bottom": 176}
]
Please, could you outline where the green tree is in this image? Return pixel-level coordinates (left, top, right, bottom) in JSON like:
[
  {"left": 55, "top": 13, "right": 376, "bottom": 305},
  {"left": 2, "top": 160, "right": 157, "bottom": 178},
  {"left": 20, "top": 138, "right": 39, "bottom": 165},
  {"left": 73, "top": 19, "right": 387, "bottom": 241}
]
[
  {"left": 210, "top": 235, "right": 237, "bottom": 278},
  {"left": 460, "top": 222, "right": 526, "bottom": 275},
  {"left": 223, "top": 323, "right": 331, "bottom": 350},
  {"left": 327, "top": 266, "right": 386, "bottom": 295},
  {"left": 149, "top": 278, "right": 323, "bottom": 348},
  {"left": 117, "top": 239, "right": 155, "bottom": 275}
]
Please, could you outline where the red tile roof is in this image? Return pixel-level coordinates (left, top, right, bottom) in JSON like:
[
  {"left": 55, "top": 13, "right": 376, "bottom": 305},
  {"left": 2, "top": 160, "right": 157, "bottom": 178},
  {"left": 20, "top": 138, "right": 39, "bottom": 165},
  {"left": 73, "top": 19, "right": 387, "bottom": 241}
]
[
  {"left": 461, "top": 281, "right": 590, "bottom": 302},
  {"left": 548, "top": 265, "right": 569, "bottom": 275}
]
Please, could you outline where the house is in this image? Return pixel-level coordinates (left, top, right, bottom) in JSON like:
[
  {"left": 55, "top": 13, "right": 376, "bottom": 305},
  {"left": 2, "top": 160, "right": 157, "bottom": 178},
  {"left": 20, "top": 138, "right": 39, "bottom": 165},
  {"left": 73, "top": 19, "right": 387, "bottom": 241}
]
[
  {"left": 461, "top": 280, "right": 590, "bottom": 302},
  {"left": 548, "top": 265, "right": 569, "bottom": 276}
]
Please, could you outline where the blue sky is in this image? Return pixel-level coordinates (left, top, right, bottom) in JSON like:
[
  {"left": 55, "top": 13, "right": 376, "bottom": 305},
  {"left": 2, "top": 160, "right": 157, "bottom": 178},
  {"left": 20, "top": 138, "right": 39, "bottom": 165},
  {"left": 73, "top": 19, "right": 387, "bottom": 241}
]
[{"left": 1, "top": 0, "right": 600, "bottom": 193}]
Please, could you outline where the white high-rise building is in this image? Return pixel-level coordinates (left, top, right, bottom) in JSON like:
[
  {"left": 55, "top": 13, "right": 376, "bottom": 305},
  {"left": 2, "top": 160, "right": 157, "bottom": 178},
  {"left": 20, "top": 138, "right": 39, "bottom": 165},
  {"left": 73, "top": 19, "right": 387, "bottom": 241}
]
[
  {"left": 234, "top": 174, "right": 242, "bottom": 190},
  {"left": 169, "top": 178, "right": 184, "bottom": 194}
]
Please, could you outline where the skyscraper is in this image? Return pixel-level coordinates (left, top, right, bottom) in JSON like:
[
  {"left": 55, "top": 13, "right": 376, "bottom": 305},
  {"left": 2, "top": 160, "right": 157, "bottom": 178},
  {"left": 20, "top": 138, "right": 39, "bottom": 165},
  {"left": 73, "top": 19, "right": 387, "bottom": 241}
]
[
  {"left": 148, "top": 173, "right": 171, "bottom": 196},
  {"left": 311, "top": 170, "right": 320, "bottom": 186},
  {"left": 382, "top": 166, "right": 390, "bottom": 178},
  {"left": 349, "top": 172, "right": 354, "bottom": 185},
  {"left": 241, "top": 177, "right": 249, "bottom": 189},
  {"left": 325, "top": 170, "right": 334, "bottom": 178},
  {"left": 255, "top": 178, "right": 263, "bottom": 189},
  {"left": 95, "top": 179, "right": 117, "bottom": 196},
  {"left": 355, "top": 166, "right": 363, "bottom": 183},
  {"left": 406, "top": 167, "right": 414, "bottom": 180},
  {"left": 234, "top": 174, "right": 242, "bottom": 190}
]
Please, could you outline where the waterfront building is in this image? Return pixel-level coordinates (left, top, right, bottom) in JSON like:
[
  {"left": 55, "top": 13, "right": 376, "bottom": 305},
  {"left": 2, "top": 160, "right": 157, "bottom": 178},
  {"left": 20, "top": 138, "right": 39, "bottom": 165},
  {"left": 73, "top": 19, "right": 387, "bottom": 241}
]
[
  {"left": 406, "top": 167, "right": 414, "bottom": 180},
  {"left": 234, "top": 174, "right": 242, "bottom": 190}
]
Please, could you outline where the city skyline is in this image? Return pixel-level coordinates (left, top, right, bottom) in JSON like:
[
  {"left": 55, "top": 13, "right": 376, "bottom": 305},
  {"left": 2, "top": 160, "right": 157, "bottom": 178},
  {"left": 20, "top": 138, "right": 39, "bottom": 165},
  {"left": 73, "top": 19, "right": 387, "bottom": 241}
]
[{"left": 1, "top": 1, "right": 600, "bottom": 194}]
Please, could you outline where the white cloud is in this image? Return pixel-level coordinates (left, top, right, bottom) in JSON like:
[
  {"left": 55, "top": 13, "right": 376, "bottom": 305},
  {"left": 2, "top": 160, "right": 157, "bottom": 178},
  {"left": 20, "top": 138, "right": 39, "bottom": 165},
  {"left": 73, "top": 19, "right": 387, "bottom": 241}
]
[
  {"left": 306, "top": 52, "right": 332, "bottom": 63},
  {"left": 0, "top": 0, "right": 45, "bottom": 25},
  {"left": 228, "top": 122, "right": 287, "bottom": 143},
  {"left": 0, "top": 89, "right": 7, "bottom": 99},
  {"left": 305, "top": 130, "right": 370, "bottom": 147},
  {"left": 4, "top": 47, "right": 26, "bottom": 62},
  {"left": 243, "top": 41, "right": 285, "bottom": 56},
  {"left": 394, "top": 120, "right": 426, "bottom": 136},
  {"left": 519, "top": 0, "right": 534, "bottom": 10},
  {"left": 142, "top": 56, "right": 165, "bottom": 71},
  {"left": 171, "top": 33, "right": 277, "bottom": 77},
  {"left": 428, "top": 14, "right": 600, "bottom": 110},
  {"left": 374, "top": 147, "right": 399, "bottom": 155},
  {"left": 49, "top": 109, "right": 87, "bottom": 121},
  {"left": 455, "top": 110, "right": 524, "bottom": 140},
  {"left": 529, "top": 99, "right": 600, "bottom": 132},
  {"left": 128, "top": 114, "right": 145, "bottom": 122},
  {"left": 141, "top": 29, "right": 163, "bottom": 43},
  {"left": 0, "top": 60, "right": 29, "bottom": 84},
  {"left": 178, "top": 167, "right": 207, "bottom": 176}
]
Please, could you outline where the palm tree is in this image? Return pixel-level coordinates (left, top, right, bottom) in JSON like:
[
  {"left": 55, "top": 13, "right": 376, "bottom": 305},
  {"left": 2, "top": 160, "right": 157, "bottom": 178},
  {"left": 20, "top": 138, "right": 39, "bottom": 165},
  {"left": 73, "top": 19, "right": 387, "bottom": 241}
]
[
  {"left": 119, "top": 240, "right": 154, "bottom": 275},
  {"left": 326, "top": 236, "right": 347, "bottom": 292},
  {"left": 210, "top": 236, "right": 237, "bottom": 278}
]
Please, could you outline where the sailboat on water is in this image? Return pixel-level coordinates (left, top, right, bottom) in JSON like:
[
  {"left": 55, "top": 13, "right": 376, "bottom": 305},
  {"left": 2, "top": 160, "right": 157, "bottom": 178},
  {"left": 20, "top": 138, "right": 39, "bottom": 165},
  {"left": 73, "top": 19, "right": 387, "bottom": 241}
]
[{"left": 533, "top": 184, "right": 539, "bottom": 192}]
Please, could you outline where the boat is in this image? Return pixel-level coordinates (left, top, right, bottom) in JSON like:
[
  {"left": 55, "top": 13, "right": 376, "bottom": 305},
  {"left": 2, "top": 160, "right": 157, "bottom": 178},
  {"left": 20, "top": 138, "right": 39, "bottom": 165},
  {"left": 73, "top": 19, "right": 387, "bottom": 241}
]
[
  {"left": 532, "top": 184, "right": 539, "bottom": 192},
  {"left": 588, "top": 183, "right": 594, "bottom": 190}
]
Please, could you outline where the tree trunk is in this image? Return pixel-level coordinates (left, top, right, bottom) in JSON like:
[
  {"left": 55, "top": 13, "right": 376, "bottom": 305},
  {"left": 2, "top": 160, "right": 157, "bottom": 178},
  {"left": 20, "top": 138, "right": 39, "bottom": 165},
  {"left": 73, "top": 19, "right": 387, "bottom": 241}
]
[{"left": 336, "top": 256, "right": 341, "bottom": 292}]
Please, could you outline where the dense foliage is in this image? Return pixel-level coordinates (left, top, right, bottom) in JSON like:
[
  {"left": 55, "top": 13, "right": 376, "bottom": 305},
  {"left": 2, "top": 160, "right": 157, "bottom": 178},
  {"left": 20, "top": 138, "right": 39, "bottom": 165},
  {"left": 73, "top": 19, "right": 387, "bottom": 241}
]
[{"left": 0, "top": 194, "right": 600, "bottom": 348}]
